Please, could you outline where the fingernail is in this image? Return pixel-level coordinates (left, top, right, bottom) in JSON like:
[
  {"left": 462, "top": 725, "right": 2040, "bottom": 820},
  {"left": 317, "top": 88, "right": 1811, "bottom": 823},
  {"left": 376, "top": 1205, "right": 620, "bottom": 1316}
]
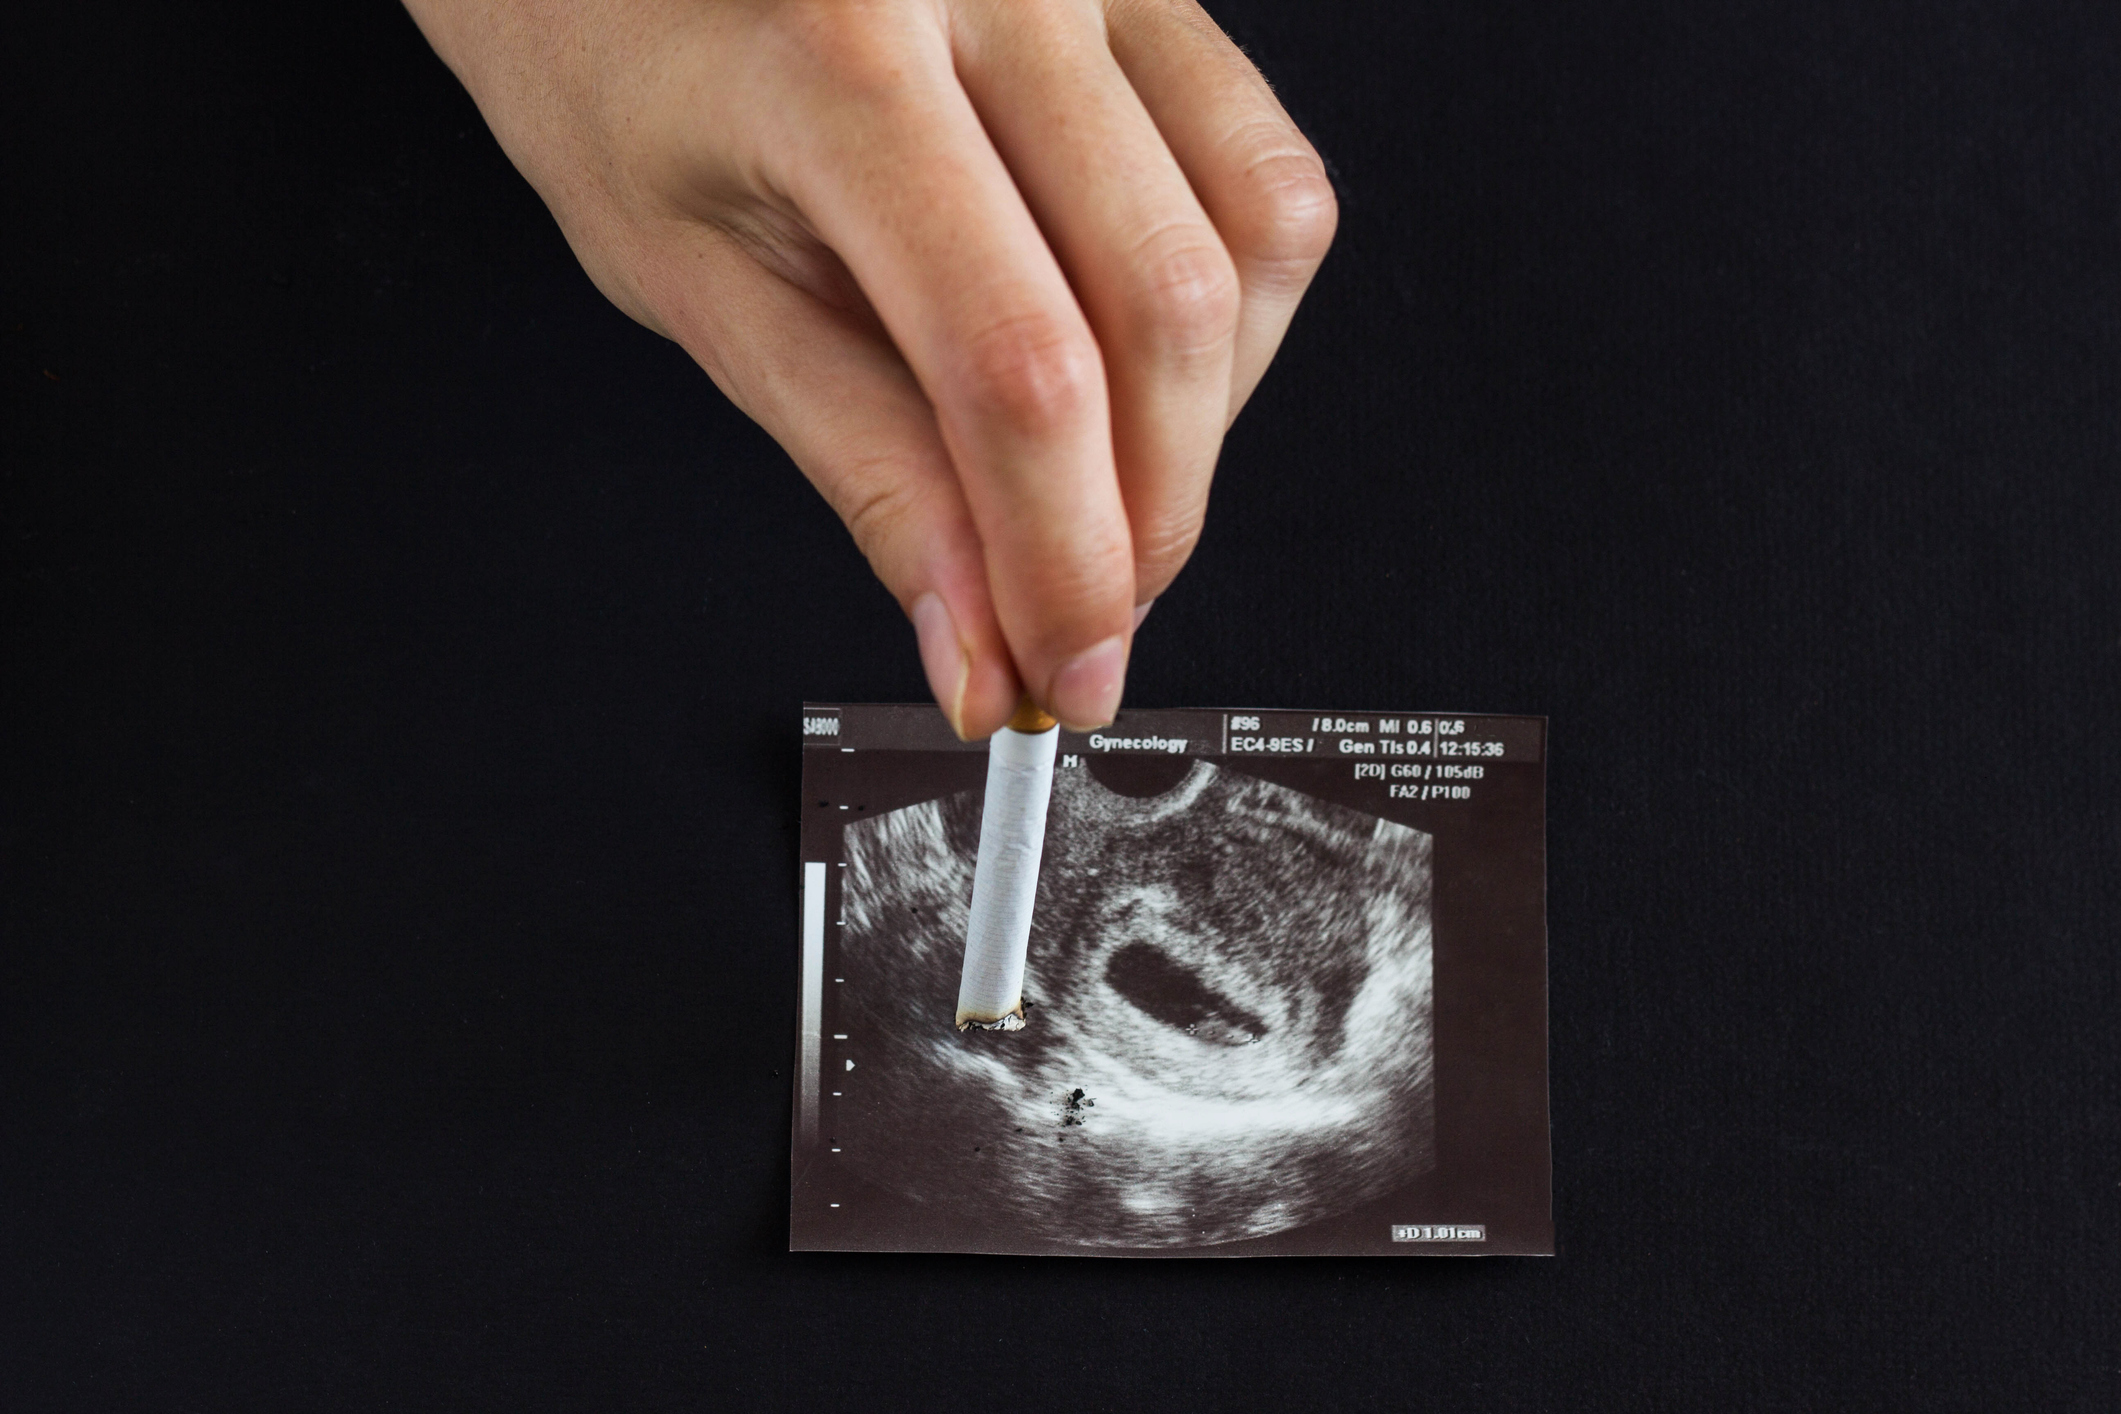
[
  {"left": 1047, "top": 634, "right": 1128, "bottom": 730},
  {"left": 1132, "top": 599, "right": 1156, "bottom": 631},
  {"left": 911, "top": 592, "right": 970, "bottom": 738}
]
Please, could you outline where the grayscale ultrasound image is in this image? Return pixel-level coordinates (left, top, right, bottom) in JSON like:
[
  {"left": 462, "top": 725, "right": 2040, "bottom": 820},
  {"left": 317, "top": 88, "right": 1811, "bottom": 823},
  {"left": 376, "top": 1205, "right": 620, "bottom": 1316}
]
[{"left": 835, "top": 761, "right": 1435, "bottom": 1250}]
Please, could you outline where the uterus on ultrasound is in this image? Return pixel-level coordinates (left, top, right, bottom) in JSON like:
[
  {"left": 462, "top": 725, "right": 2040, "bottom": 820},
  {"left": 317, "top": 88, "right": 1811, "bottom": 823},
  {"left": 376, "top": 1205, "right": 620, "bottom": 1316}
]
[{"left": 837, "top": 758, "right": 1434, "bottom": 1249}]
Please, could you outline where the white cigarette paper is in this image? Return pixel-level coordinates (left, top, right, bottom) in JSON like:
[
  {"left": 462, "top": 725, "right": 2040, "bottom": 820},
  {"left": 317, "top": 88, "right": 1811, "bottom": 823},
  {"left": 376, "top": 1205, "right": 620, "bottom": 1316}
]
[{"left": 956, "top": 719, "right": 1059, "bottom": 1030}]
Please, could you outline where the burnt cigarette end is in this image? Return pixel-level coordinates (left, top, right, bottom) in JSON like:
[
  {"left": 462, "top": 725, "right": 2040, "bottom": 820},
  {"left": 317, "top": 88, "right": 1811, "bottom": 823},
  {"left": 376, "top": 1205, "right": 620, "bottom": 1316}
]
[{"left": 1008, "top": 699, "right": 1059, "bottom": 734}]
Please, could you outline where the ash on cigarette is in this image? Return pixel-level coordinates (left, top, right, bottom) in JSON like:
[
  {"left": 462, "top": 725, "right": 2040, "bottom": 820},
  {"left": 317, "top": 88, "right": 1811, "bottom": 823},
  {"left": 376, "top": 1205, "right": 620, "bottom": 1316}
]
[{"left": 838, "top": 761, "right": 1434, "bottom": 1249}]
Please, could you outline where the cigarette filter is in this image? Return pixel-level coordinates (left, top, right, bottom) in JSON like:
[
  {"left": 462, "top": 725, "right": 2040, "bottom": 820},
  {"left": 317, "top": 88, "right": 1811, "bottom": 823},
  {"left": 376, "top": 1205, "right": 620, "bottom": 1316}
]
[{"left": 956, "top": 700, "right": 1059, "bottom": 1030}]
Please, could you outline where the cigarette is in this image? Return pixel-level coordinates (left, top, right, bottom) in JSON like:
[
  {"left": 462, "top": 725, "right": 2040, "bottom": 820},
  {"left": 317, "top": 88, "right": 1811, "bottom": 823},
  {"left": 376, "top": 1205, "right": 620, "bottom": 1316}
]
[{"left": 956, "top": 698, "right": 1059, "bottom": 1031}]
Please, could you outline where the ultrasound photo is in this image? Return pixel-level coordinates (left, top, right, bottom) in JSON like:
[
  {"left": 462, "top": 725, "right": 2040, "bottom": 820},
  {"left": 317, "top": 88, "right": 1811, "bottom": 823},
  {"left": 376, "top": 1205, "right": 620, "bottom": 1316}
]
[{"left": 792, "top": 706, "right": 1552, "bottom": 1257}]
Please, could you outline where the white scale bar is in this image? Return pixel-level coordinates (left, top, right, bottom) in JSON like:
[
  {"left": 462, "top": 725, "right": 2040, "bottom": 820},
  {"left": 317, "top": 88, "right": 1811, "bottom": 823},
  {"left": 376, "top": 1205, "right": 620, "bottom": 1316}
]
[{"left": 799, "top": 861, "right": 826, "bottom": 1148}]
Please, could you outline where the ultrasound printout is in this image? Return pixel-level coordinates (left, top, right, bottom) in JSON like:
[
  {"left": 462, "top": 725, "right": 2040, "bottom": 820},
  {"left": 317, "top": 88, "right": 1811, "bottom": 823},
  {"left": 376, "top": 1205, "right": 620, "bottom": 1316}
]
[{"left": 790, "top": 706, "right": 1552, "bottom": 1257}]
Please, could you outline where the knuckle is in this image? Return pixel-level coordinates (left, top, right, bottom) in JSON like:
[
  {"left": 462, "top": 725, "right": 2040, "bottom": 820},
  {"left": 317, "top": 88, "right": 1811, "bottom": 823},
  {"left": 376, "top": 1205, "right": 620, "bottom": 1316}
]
[
  {"left": 993, "top": 520, "right": 1136, "bottom": 639},
  {"left": 1130, "top": 509, "right": 1206, "bottom": 591},
  {"left": 766, "top": 0, "right": 925, "bottom": 103},
  {"left": 956, "top": 312, "right": 1102, "bottom": 443},
  {"left": 1016, "top": 564, "right": 1135, "bottom": 657},
  {"left": 834, "top": 468, "right": 925, "bottom": 565},
  {"left": 1126, "top": 237, "right": 1242, "bottom": 362},
  {"left": 1230, "top": 145, "right": 1339, "bottom": 276}
]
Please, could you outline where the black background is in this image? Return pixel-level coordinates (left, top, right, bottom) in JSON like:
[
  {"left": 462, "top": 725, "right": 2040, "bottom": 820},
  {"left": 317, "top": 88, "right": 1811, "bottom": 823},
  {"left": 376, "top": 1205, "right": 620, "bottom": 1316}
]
[{"left": 3, "top": 1, "right": 2115, "bottom": 1408}]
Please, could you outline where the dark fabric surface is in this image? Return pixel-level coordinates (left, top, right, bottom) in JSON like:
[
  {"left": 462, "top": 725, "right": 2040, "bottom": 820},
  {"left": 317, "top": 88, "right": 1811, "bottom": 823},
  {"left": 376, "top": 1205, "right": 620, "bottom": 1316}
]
[{"left": 3, "top": 2, "right": 2115, "bottom": 1408}]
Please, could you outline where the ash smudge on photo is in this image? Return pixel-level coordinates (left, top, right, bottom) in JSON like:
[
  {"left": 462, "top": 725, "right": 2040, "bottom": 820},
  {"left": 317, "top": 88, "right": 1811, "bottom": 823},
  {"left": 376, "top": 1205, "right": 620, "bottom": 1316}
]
[{"left": 837, "top": 761, "right": 1434, "bottom": 1250}]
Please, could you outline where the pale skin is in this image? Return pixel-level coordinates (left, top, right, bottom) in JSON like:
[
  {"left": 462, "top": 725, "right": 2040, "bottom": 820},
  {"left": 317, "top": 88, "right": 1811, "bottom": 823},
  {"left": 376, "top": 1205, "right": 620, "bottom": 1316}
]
[{"left": 403, "top": 0, "right": 1336, "bottom": 736}]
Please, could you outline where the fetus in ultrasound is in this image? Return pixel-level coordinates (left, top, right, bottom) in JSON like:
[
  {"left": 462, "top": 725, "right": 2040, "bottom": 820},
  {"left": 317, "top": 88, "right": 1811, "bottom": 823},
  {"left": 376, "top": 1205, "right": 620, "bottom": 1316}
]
[{"left": 837, "top": 760, "right": 1434, "bottom": 1249}]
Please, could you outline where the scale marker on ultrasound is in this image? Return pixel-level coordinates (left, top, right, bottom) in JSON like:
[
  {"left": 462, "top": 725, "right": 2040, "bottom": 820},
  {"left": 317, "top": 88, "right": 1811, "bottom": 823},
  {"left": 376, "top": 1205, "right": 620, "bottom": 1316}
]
[{"left": 797, "top": 861, "right": 826, "bottom": 1148}]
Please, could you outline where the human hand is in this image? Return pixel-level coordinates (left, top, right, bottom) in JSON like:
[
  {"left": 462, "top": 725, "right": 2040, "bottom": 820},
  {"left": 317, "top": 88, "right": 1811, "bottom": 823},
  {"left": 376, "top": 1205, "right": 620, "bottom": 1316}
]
[{"left": 404, "top": 0, "right": 1335, "bottom": 735}]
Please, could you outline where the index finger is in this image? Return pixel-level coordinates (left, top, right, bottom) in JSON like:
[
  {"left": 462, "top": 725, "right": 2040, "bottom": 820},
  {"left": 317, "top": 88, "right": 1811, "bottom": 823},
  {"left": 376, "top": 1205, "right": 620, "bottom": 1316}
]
[{"left": 760, "top": 15, "right": 1138, "bottom": 729}]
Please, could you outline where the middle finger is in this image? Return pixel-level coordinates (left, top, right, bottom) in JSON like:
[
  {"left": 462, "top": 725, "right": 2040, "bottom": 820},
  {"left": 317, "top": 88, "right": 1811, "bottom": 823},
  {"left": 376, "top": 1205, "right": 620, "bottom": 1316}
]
[{"left": 952, "top": 0, "right": 1242, "bottom": 605}]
